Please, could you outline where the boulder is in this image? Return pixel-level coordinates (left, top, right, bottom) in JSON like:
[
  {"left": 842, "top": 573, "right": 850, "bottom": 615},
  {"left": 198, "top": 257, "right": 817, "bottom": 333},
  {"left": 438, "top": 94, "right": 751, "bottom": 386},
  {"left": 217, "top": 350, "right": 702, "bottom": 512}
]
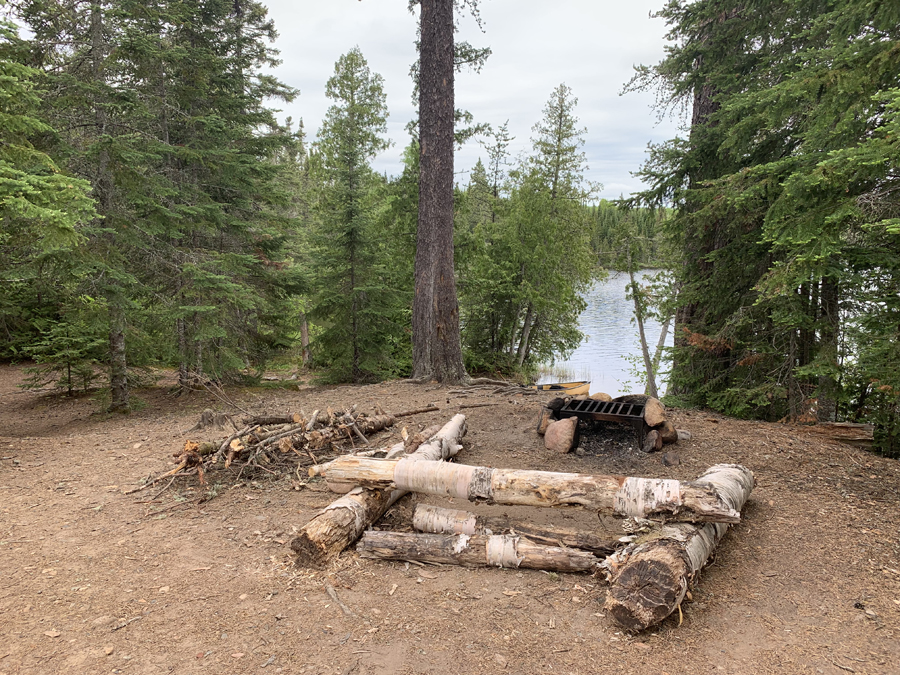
[
  {"left": 644, "top": 398, "right": 667, "bottom": 428},
  {"left": 544, "top": 417, "right": 578, "bottom": 454},
  {"left": 536, "top": 408, "right": 555, "bottom": 436},
  {"left": 659, "top": 420, "right": 678, "bottom": 445},
  {"left": 641, "top": 429, "right": 663, "bottom": 453},
  {"left": 612, "top": 394, "right": 666, "bottom": 428},
  {"left": 590, "top": 392, "right": 613, "bottom": 402},
  {"left": 661, "top": 451, "right": 681, "bottom": 467}
]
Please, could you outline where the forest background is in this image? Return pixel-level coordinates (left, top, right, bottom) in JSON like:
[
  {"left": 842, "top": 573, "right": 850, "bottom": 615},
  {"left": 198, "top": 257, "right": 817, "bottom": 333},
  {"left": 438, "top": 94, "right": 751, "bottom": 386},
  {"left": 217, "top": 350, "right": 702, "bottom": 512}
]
[{"left": 0, "top": 0, "right": 898, "bottom": 455}]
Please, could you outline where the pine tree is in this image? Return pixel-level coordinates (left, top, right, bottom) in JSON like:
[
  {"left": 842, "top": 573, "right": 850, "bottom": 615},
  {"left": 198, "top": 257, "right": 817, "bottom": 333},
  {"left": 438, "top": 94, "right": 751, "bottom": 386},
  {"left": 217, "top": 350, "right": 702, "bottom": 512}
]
[
  {"left": 308, "top": 48, "right": 403, "bottom": 383},
  {"left": 411, "top": 0, "right": 468, "bottom": 383},
  {"left": 0, "top": 16, "right": 96, "bottom": 362}
]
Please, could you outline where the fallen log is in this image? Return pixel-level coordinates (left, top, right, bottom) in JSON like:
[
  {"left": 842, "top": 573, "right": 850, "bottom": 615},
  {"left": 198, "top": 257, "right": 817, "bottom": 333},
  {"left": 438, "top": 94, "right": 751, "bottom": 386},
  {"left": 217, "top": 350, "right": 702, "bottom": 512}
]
[
  {"left": 412, "top": 504, "right": 618, "bottom": 554},
  {"left": 358, "top": 531, "right": 599, "bottom": 572},
  {"left": 600, "top": 464, "right": 755, "bottom": 631},
  {"left": 290, "top": 414, "right": 467, "bottom": 568},
  {"left": 317, "top": 457, "right": 742, "bottom": 524},
  {"left": 243, "top": 413, "right": 302, "bottom": 426}
]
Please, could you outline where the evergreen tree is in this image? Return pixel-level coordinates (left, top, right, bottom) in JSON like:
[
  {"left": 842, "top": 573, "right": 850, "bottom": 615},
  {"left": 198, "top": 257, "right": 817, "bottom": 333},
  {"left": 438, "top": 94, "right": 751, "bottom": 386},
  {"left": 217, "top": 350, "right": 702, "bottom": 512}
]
[
  {"left": 458, "top": 85, "right": 599, "bottom": 372},
  {"left": 631, "top": 0, "right": 900, "bottom": 449},
  {"left": 308, "top": 47, "right": 402, "bottom": 383},
  {"left": 0, "top": 16, "right": 96, "bottom": 361}
]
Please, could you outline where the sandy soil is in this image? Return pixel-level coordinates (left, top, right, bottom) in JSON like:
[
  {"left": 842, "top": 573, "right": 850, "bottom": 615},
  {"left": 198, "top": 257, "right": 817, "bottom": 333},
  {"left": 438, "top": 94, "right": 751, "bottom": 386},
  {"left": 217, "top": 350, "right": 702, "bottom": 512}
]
[{"left": 1, "top": 363, "right": 898, "bottom": 675}]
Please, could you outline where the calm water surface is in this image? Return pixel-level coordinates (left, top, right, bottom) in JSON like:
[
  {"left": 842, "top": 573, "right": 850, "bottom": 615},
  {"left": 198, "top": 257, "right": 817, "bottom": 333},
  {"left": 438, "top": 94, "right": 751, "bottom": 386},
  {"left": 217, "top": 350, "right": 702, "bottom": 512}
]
[{"left": 537, "top": 270, "right": 673, "bottom": 397}]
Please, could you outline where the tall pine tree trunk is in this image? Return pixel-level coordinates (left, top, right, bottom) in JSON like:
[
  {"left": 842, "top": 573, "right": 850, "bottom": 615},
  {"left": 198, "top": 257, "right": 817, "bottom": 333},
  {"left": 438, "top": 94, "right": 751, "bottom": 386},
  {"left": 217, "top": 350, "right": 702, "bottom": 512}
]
[
  {"left": 411, "top": 0, "right": 466, "bottom": 384},
  {"left": 817, "top": 276, "right": 840, "bottom": 422},
  {"left": 107, "top": 295, "right": 129, "bottom": 412},
  {"left": 90, "top": 2, "right": 129, "bottom": 412}
]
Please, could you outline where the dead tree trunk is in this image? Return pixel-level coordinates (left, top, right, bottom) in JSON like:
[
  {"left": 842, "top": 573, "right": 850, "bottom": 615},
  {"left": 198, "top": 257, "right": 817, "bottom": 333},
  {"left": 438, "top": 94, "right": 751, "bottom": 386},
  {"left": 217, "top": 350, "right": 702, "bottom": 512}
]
[
  {"left": 358, "top": 531, "right": 599, "bottom": 573},
  {"left": 413, "top": 504, "right": 618, "bottom": 554},
  {"left": 290, "top": 414, "right": 467, "bottom": 568},
  {"left": 318, "top": 458, "right": 742, "bottom": 524},
  {"left": 600, "top": 464, "right": 755, "bottom": 631}
]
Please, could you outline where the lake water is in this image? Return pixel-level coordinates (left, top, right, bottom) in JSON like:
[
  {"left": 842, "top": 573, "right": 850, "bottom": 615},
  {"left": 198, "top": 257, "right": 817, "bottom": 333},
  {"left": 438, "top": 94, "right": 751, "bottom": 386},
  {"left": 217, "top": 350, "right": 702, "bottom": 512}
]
[{"left": 537, "top": 270, "right": 673, "bottom": 397}]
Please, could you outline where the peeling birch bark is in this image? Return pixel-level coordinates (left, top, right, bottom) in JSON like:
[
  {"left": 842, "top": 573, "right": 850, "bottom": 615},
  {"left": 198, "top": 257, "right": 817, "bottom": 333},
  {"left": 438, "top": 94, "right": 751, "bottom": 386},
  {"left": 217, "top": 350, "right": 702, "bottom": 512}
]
[
  {"left": 290, "top": 414, "right": 467, "bottom": 568},
  {"left": 600, "top": 464, "right": 755, "bottom": 631},
  {"left": 318, "top": 457, "right": 741, "bottom": 523},
  {"left": 358, "top": 531, "right": 599, "bottom": 573},
  {"left": 412, "top": 504, "right": 618, "bottom": 554}
]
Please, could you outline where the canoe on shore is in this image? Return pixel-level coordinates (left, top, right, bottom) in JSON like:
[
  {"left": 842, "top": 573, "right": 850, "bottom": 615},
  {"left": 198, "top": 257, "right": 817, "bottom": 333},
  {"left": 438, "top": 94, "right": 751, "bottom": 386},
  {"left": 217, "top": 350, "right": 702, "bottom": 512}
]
[{"left": 528, "top": 381, "right": 590, "bottom": 397}]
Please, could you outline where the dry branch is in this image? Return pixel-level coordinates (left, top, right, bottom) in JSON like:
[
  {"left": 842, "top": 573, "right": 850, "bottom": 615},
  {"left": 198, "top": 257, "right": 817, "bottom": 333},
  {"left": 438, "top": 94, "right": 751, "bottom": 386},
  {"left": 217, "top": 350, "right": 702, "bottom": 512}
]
[
  {"left": 358, "top": 531, "right": 599, "bottom": 572},
  {"left": 243, "top": 413, "right": 302, "bottom": 426},
  {"left": 317, "top": 457, "right": 742, "bottom": 524},
  {"left": 412, "top": 504, "right": 618, "bottom": 554},
  {"left": 600, "top": 464, "right": 755, "bottom": 631},
  {"left": 290, "top": 414, "right": 467, "bottom": 568},
  {"left": 392, "top": 405, "right": 440, "bottom": 418}
]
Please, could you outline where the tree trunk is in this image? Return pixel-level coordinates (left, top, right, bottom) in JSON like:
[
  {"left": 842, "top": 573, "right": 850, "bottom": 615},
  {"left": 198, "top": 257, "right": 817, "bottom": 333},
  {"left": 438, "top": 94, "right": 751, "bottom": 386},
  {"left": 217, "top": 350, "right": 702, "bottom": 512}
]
[
  {"left": 290, "top": 414, "right": 467, "bottom": 568},
  {"left": 600, "top": 464, "right": 755, "bottom": 631},
  {"left": 318, "top": 458, "right": 744, "bottom": 524},
  {"left": 629, "top": 268, "right": 658, "bottom": 399},
  {"left": 516, "top": 304, "right": 534, "bottom": 367},
  {"left": 817, "top": 276, "right": 840, "bottom": 422},
  {"left": 411, "top": 0, "right": 467, "bottom": 384},
  {"left": 107, "top": 295, "right": 129, "bottom": 412},
  {"left": 358, "top": 531, "right": 599, "bottom": 572},
  {"left": 300, "top": 313, "right": 310, "bottom": 365},
  {"left": 412, "top": 504, "right": 618, "bottom": 554}
]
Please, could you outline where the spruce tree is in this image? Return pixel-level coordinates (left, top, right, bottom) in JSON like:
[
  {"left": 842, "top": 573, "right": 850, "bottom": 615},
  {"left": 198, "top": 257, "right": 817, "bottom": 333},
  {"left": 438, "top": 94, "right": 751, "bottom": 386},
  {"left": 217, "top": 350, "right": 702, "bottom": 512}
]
[{"left": 308, "top": 48, "right": 402, "bottom": 383}]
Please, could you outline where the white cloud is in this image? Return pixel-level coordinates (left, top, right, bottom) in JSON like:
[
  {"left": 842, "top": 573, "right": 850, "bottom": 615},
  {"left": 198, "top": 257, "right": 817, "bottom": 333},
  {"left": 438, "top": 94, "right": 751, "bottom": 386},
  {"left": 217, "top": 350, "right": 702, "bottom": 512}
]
[{"left": 262, "top": 0, "right": 684, "bottom": 199}]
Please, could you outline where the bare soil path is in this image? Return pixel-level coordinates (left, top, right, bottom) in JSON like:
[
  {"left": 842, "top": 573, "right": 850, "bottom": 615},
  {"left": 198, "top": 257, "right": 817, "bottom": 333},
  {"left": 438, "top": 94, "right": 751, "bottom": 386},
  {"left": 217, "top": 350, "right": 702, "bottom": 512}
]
[{"left": 0, "top": 364, "right": 898, "bottom": 675}]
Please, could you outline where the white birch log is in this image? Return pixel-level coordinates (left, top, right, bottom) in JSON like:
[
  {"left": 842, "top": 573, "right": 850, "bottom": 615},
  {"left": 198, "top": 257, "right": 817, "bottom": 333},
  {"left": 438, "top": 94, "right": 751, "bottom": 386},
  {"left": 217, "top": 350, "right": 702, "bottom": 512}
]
[
  {"left": 318, "top": 457, "right": 742, "bottom": 524},
  {"left": 412, "top": 504, "right": 618, "bottom": 554},
  {"left": 358, "top": 530, "right": 600, "bottom": 573},
  {"left": 290, "top": 414, "right": 467, "bottom": 568},
  {"left": 599, "top": 464, "right": 755, "bottom": 631}
]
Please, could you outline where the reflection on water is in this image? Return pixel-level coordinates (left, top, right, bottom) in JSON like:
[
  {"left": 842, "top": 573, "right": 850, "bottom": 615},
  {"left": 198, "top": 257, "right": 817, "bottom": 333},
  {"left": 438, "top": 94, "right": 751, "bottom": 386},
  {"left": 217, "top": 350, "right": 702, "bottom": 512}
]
[{"left": 537, "top": 270, "right": 672, "bottom": 397}]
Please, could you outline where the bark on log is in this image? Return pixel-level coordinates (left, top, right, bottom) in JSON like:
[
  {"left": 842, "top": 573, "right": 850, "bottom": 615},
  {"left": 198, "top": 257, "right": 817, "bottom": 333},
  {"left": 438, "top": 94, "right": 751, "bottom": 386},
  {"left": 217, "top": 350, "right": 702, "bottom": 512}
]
[
  {"left": 358, "top": 531, "right": 599, "bottom": 572},
  {"left": 318, "top": 458, "right": 742, "bottom": 524},
  {"left": 290, "top": 414, "right": 467, "bottom": 568},
  {"left": 412, "top": 504, "right": 618, "bottom": 554},
  {"left": 243, "top": 413, "right": 302, "bottom": 426},
  {"left": 600, "top": 464, "right": 755, "bottom": 631}
]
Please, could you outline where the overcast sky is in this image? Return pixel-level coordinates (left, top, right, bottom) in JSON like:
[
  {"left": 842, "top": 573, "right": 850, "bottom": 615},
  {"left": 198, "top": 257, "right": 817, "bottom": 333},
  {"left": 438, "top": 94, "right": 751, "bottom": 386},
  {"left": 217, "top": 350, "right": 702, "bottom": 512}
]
[{"left": 261, "top": 0, "right": 684, "bottom": 200}]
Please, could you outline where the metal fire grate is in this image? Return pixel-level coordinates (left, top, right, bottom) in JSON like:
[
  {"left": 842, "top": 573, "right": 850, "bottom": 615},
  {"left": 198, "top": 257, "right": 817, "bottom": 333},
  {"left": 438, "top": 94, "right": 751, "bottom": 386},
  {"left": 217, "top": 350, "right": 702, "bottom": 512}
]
[{"left": 556, "top": 399, "right": 648, "bottom": 448}]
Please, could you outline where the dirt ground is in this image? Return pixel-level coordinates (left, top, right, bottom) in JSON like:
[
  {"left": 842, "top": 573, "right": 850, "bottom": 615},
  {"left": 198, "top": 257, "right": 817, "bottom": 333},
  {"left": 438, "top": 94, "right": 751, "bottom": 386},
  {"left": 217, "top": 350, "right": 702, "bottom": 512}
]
[{"left": 1, "top": 364, "right": 899, "bottom": 675}]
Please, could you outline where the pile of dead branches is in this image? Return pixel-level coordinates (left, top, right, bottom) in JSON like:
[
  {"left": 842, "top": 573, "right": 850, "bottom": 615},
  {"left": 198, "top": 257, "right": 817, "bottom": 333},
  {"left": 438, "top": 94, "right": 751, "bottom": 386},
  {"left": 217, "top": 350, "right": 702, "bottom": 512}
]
[{"left": 128, "top": 404, "right": 440, "bottom": 495}]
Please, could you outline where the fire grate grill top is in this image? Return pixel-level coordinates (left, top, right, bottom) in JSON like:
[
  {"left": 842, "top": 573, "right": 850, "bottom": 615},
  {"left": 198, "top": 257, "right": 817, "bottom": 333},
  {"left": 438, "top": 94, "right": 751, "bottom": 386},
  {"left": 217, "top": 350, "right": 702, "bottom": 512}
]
[{"left": 556, "top": 398, "right": 648, "bottom": 447}]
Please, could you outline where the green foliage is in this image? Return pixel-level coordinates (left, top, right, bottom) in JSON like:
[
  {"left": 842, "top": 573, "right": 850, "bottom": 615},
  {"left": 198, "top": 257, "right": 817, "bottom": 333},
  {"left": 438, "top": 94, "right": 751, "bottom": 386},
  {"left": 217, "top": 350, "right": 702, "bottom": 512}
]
[
  {"left": 457, "top": 84, "right": 600, "bottom": 373},
  {"left": 7, "top": 0, "right": 303, "bottom": 402},
  {"left": 22, "top": 297, "right": 107, "bottom": 394},
  {"left": 308, "top": 48, "right": 407, "bottom": 383},
  {"left": 631, "top": 0, "right": 900, "bottom": 446}
]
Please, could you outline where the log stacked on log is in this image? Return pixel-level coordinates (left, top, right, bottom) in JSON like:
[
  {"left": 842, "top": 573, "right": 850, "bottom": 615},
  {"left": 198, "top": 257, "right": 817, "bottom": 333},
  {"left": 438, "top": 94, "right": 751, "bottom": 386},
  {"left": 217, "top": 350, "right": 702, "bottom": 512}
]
[
  {"left": 600, "top": 464, "right": 755, "bottom": 631},
  {"left": 316, "top": 456, "right": 742, "bottom": 523},
  {"left": 289, "top": 414, "right": 468, "bottom": 569}
]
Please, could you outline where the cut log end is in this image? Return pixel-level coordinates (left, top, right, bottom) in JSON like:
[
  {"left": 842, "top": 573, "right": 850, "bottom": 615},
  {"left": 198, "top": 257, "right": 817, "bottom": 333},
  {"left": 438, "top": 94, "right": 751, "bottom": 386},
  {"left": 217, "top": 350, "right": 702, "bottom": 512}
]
[
  {"left": 604, "top": 542, "right": 691, "bottom": 632},
  {"left": 289, "top": 534, "right": 330, "bottom": 570}
]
